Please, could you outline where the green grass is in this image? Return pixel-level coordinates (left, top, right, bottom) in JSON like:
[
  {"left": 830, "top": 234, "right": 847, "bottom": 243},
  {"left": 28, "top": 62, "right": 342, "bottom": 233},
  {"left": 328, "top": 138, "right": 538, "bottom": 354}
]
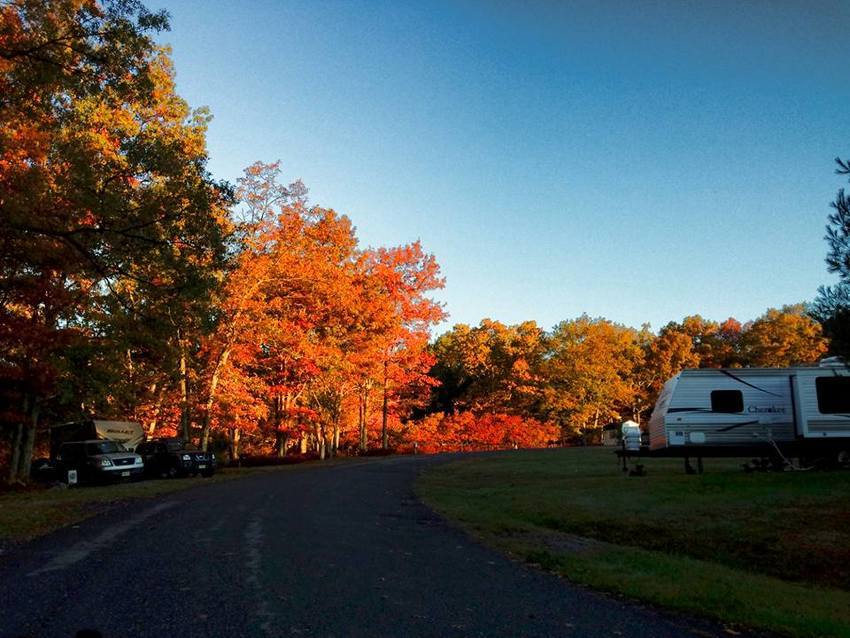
[
  {"left": 0, "top": 458, "right": 357, "bottom": 545},
  {"left": 417, "top": 447, "right": 850, "bottom": 638}
]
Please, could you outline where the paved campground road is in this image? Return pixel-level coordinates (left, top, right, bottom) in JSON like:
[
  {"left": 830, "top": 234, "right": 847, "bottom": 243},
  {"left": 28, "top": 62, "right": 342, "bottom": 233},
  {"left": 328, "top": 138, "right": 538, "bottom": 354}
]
[{"left": 1, "top": 455, "right": 752, "bottom": 638}]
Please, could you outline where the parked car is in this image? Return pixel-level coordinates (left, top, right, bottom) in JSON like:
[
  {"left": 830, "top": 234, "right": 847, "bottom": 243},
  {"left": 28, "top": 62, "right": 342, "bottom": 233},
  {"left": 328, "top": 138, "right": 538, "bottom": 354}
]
[
  {"left": 55, "top": 440, "right": 144, "bottom": 484},
  {"left": 136, "top": 438, "right": 216, "bottom": 478}
]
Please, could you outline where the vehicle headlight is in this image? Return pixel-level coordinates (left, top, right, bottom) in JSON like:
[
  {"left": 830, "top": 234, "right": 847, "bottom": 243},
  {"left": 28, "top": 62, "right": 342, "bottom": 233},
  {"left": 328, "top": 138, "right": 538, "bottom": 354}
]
[
  {"left": 211, "top": 453, "right": 216, "bottom": 460},
  {"left": 135, "top": 457, "right": 143, "bottom": 465},
  {"left": 99, "top": 458, "right": 113, "bottom": 467},
  {"left": 182, "top": 454, "right": 191, "bottom": 461}
]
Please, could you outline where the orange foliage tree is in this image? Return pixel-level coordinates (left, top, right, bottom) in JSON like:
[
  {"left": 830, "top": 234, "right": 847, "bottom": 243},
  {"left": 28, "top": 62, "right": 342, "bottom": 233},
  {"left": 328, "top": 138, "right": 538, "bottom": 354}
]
[
  {"left": 740, "top": 304, "right": 828, "bottom": 367},
  {"left": 541, "top": 316, "right": 643, "bottom": 444},
  {"left": 197, "top": 162, "right": 445, "bottom": 460},
  {"left": 0, "top": 0, "right": 231, "bottom": 482},
  {"left": 422, "top": 320, "right": 557, "bottom": 451}
]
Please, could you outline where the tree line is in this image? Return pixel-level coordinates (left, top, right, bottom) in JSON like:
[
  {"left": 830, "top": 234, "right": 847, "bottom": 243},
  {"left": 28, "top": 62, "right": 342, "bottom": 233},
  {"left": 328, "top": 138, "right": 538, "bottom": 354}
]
[
  {"left": 1, "top": 1, "right": 846, "bottom": 483},
  {"left": 426, "top": 308, "right": 828, "bottom": 447}
]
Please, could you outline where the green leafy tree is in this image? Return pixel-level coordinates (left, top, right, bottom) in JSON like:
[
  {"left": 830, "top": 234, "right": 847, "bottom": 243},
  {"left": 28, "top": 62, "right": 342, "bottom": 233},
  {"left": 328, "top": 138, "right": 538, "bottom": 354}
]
[{"left": 812, "top": 157, "right": 850, "bottom": 359}]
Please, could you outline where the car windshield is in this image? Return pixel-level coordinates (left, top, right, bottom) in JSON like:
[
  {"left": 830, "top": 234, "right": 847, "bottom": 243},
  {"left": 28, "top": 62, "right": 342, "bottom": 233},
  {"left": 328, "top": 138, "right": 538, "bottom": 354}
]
[
  {"left": 165, "top": 440, "right": 198, "bottom": 452},
  {"left": 85, "top": 441, "right": 125, "bottom": 455}
]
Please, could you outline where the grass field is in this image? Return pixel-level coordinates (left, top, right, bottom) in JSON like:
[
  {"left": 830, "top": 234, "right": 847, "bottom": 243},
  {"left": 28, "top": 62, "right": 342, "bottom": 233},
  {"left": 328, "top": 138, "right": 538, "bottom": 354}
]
[
  {"left": 0, "top": 459, "right": 357, "bottom": 546},
  {"left": 417, "top": 447, "right": 850, "bottom": 638}
]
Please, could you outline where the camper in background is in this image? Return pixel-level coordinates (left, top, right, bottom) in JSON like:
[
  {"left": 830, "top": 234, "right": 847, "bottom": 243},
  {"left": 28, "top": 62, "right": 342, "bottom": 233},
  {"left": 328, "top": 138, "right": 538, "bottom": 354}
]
[
  {"left": 647, "top": 358, "right": 850, "bottom": 466},
  {"left": 49, "top": 420, "right": 145, "bottom": 460}
]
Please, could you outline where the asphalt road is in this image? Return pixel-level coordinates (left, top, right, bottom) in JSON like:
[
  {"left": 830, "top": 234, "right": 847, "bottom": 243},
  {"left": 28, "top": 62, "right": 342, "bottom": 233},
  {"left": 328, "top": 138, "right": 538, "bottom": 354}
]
[{"left": 1, "top": 454, "right": 755, "bottom": 638}]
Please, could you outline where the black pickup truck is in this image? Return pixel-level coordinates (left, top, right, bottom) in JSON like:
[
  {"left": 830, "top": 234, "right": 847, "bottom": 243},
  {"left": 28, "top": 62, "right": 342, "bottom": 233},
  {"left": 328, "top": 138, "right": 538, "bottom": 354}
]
[{"left": 136, "top": 438, "right": 216, "bottom": 478}]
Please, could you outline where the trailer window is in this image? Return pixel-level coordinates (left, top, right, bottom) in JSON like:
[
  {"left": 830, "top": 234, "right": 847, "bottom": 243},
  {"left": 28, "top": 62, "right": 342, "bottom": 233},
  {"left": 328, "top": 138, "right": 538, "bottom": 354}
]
[
  {"left": 815, "top": 377, "right": 850, "bottom": 414},
  {"left": 711, "top": 390, "right": 743, "bottom": 413}
]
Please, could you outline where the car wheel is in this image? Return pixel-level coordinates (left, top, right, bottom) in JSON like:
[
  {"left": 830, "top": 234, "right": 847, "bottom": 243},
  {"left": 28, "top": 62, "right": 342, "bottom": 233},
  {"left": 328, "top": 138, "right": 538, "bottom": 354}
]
[{"left": 167, "top": 466, "right": 178, "bottom": 479}]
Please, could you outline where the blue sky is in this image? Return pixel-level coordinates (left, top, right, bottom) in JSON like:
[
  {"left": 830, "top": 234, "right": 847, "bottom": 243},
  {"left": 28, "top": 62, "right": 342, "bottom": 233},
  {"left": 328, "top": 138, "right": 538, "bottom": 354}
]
[{"left": 159, "top": 0, "right": 850, "bottom": 333}]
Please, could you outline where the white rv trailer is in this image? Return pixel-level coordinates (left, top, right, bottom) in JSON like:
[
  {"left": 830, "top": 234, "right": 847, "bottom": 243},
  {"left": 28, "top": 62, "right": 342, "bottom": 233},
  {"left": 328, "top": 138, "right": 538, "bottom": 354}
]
[
  {"left": 49, "top": 420, "right": 145, "bottom": 459},
  {"left": 647, "top": 360, "right": 850, "bottom": 461}
]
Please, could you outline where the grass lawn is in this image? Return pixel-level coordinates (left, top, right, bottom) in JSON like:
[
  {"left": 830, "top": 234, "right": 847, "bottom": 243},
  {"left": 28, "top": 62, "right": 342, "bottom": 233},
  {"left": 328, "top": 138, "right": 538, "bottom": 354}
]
[
  {"left": 0, "top": 458, "right": 356, "bottom": 547},
  {"left": 417, "top": 447, "right": 850, "bottom": 638}
]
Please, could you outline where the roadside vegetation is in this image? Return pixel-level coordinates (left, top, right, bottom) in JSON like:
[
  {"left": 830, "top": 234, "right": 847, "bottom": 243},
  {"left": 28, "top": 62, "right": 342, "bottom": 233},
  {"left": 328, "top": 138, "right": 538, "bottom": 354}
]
[{"left": 418, "top": 448, "right": 850, "bottom": 638}]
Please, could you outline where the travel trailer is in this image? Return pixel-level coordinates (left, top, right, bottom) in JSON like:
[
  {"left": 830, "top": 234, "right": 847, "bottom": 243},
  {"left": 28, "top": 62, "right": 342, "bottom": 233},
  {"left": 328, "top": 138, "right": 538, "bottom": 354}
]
[
  {"left": 647, "top": 359, "right": 850, "bottom": 464},
  {"left": 49, "top": 420, "right": 145, "bottom": 459}
]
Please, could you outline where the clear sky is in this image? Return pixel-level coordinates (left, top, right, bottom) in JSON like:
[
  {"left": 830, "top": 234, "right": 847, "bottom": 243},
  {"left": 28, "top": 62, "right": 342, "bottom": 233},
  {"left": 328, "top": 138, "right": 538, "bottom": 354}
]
[{"left": 158, "top": 0, "right": 850, "bottom": 333}]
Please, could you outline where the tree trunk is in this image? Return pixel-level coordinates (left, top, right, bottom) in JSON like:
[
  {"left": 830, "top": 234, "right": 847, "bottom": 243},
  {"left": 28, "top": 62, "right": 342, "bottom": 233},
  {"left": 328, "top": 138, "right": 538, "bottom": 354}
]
[
  {"left": 276, "top": 432, "right": 288, "bottom": 457},
  {"left": 592, "top": 408, "right": 600, "bottom": 446},
  {"left": 8, "top": 393, "right": 31, "bottom": 483},
  {"left": 8, "top": 421, "right": 23, "bottom": 484},
  {"left": 331, "top": 417, "right": 340, "bottom": 457},
  {"left": 273, "top": 395, "right": 283, "bottom": 457},
  {"left": 126, "top": 349, "right": 137, "bottom": 419},
  {"left": 201, "top": 347, "right": 230, "bottom": 451},
  {"left": 381, "top": 362, "right": 389, "bottom": 450},
  {"left": 16, "top": 397, "right": 39, "bottom": 482},
  {"left": 357, "top": 390, "right": 364, "bottom": 452},
  {"left": 317, "top": 424, "right": 327, "bottom": 460},
  {"left": 229, "top": 427, "right": 241, "bottom": 462},
  {"left": 147, "top": 383, "right": 164, "bottom": 436},
  {"left": 359, "top": 387, "right": 369, "bottom": 452},
  {"left": 178, "top": 333, "right": 191, "bottom": 442}
]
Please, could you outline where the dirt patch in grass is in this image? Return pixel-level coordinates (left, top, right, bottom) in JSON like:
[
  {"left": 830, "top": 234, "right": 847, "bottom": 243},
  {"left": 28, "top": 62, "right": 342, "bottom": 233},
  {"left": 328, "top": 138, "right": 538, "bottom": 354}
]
[{"left": 504, "top": 528, "right": 610, "bottom": 556}]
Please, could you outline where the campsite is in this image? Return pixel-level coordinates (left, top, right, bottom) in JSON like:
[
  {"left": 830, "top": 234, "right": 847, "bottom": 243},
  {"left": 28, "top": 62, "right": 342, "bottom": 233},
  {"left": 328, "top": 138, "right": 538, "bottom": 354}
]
[{"left": 3, "top": 1, "right": 850, "bottom": 637}]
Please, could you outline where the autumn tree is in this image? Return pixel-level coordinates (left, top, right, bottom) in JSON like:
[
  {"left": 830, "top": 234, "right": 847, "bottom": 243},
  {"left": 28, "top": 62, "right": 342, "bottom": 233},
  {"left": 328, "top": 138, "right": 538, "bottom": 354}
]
[
  {"left": 361, "top": 243, "right": 445, "bottom": 449},
  {"left": 712, "top": 318, "right": 745, "bottom": 368},
  {"left": 429, "top": 319, "right": 546, "bottom": 416},
  {"left": 203, "top": 204, "right": 361, "bottom": 458},
  {"left": 628, "top": 323, "right": 658, "bottom": 423},
  {"left": 197, "top": 161, "right": 306, "bottom": 452},
  {"left": 541, "top": 316, "right": 641, "bottom": 444},
  {"left": 197, "top": 159, "right": 447, "bottom": 460},
  {"left": 1, "top": 0, "right": 231, "bottom": 482},
  {"left": 232, "top": 160, "right": 306, "bottom": 229},
  {"left": 740, "top": 304, "right": 828, "bottom": 367}
]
